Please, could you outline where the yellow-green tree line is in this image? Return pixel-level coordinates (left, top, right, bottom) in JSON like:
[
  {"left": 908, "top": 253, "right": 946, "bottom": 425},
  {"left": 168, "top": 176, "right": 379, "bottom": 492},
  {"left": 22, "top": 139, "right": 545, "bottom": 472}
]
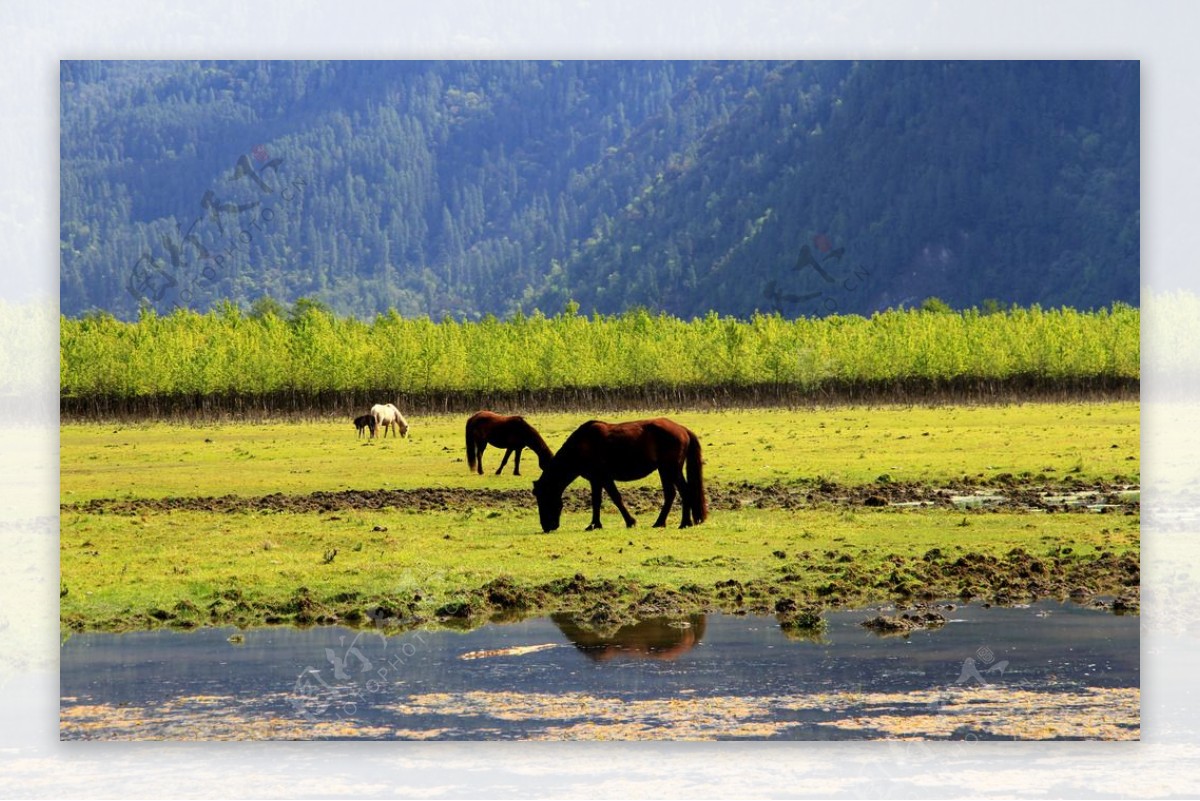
[{"left": 60, "top": 302, "right": 1140, "bottom": 398}]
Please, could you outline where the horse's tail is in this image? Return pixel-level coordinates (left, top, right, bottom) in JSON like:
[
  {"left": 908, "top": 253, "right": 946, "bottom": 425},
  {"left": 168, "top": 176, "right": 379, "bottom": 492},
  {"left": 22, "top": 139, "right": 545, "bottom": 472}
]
[
  {"left": 686, "top": 430, "right": 708, "bottom": 524},
  {"left": 466, "top": 419, "right": 477, "bottom": 471}
]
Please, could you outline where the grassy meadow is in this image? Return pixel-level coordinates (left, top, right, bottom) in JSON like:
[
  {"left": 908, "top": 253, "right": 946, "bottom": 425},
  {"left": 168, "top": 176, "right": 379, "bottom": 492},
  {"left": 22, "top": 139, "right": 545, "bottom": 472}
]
[
  {"left": 61, "top": 504, "right": 1137, "bottom": 633},
  {"left": 60, "top": 402, "right": 1140, "bottom": 632},
  {"left": 61, "top": 404, "right": 1138, "bottom": 501}
]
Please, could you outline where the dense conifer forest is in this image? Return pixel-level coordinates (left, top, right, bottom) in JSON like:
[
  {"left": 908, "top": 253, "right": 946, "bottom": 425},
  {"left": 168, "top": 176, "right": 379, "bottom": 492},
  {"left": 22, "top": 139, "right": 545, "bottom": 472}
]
[{"left": 60, "top": 60, "right": 1139, "bottom": 320}]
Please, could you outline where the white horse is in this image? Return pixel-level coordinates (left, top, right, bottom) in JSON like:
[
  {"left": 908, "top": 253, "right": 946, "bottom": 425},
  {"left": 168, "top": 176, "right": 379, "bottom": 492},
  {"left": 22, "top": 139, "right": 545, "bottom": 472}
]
[{"left": 371, "top": 403, "right": 409, "bottom": 439}]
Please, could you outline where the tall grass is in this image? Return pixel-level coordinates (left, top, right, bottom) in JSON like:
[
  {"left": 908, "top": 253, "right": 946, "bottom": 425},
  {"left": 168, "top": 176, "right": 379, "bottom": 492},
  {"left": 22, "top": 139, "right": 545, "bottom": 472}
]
[{"left": 60, "top": 303, "right": 1139, "bottom": 403}]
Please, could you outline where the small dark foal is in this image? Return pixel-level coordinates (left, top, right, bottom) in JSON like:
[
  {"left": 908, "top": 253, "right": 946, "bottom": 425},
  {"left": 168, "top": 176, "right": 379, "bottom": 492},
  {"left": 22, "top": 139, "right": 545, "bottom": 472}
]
[{"left": 354, "top": 414, "right": 377, "bottom": 439}]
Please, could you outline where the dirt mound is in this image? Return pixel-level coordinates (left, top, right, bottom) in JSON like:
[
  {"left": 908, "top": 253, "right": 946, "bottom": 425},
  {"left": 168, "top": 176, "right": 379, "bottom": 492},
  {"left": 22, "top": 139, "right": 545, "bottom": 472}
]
[
  {"left": 861, "top": 610, "right": 947, "bottom": 635},
  {"left": 68, "top": 487, "right": 530, "bottom": 516},
  {"left": 64, "top": 478, "right": 1139, "bottom": 516}
]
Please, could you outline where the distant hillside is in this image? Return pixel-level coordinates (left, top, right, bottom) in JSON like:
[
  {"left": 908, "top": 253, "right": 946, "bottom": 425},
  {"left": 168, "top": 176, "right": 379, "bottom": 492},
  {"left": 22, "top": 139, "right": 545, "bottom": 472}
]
[{"left": 59, "top": 60, "right": 1138, "bottom": 320}]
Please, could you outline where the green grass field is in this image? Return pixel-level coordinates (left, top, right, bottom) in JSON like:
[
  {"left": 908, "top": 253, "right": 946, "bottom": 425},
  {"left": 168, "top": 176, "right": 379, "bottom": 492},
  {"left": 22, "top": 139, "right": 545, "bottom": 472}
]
[
  {"left": 61, "top": 403, "right": 1139, "bottom": 501},
  {"left": 60, "top": 505, "right": 1137, "bottom": 632},
  {"left": 59, "top": 402, "right": 1140, "bottom": 632}
]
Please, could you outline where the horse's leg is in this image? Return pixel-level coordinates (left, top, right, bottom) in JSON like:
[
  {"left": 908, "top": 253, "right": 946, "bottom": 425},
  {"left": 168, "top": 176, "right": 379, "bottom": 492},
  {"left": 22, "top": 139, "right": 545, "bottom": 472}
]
[
  {"left": 652, "top": 467, "right": 678, "bottom": 528},
  {"left": 603, "top": 478, "right": 637, "bottom": 528},
  {"left": 585, "top": 481, "right": 604, "bottom": 530},
  {"left": 675, "top": 474, "right": 693, "bottom": 528},
  {"left": 495, "top": 446, "right": 512, "bottom": 476},
  {"left": 477, "top": 442, "right": 487, "bottom": 474},
  {"left": 512, "top": 446, "right": 523, "bottom": 477}
]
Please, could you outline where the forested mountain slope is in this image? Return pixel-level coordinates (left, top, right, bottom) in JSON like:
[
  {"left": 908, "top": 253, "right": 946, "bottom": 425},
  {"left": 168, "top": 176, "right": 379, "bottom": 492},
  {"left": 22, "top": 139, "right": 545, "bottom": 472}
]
[{"left": 60, "top": 60, "right": 1138, "bottom": 320}]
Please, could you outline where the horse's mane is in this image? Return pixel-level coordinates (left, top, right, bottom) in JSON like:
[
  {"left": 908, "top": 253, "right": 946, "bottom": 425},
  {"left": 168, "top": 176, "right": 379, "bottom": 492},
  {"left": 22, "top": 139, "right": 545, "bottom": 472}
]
[{"left": 522, "top": 419, "right": 554, "bottom": 463}]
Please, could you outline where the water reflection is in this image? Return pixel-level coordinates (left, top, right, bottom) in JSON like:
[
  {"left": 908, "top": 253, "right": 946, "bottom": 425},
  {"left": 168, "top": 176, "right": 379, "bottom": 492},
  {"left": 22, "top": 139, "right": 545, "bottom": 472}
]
[
  {"left": 60, "top": 603, "right": 1139, "bottom": 740},
  {"left": 550, "top": 614, "right": 707, "bottom": 661}
]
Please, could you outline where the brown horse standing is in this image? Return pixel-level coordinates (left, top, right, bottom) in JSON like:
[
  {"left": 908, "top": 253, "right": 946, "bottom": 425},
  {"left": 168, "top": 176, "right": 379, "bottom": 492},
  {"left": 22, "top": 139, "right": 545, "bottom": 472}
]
[
  {"left": 531, "top": 418, "right": 707, "bottom": 533},
  {"left": 465, "top": 411, "right": 554, "bottom": 477}
]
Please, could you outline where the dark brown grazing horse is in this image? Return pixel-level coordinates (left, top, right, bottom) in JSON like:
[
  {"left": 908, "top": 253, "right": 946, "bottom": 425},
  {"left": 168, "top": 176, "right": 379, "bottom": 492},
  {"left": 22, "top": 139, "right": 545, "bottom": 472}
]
[
  {"left": 465, "top": 411, "right": 554, "bottom": 477},
  {"left": 532, "top": 417, "right": 707, "bottom": 533}
]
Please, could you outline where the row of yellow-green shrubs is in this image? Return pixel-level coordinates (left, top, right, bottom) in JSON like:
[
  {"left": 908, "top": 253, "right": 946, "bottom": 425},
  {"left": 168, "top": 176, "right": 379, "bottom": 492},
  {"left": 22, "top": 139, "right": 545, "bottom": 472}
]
[{"left": 60, "top": 301, "right": 1139, "bottom": 398}]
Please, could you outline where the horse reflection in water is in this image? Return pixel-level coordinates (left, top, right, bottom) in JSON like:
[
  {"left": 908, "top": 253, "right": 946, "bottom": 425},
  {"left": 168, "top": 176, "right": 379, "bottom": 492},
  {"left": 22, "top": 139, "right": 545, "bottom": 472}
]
[{"left": 550, "top": 614, "right": 707, "bottom": 661}]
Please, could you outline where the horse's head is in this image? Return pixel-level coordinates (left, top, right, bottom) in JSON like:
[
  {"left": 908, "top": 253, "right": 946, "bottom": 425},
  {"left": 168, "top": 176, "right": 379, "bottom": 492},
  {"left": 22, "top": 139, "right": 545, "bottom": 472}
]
[
  {"left": 532, "top": 477, "right": 562, "bottom": 533},
  {"left": 387, "top": 404, "right": 410, "bottom": 438}
]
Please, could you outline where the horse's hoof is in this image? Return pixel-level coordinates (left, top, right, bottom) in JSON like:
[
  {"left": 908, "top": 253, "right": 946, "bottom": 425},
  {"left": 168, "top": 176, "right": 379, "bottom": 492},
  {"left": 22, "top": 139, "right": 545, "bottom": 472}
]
[
  {"left": 652, "top": 521, "right": 666, "bottom": 528},
  {"left": 585, "top": 524, "right": 601, "bottom": 531},
  {"left": 625, "top": 520, "right": 637, "bottom": 528}
]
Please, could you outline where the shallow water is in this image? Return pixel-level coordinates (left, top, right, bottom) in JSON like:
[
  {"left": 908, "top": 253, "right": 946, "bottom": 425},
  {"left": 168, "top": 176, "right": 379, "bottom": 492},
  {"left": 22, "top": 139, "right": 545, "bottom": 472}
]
[
  {"left": 948, "top": 487, "right": 1139, "bottom": 511},
  {"left": 60, "top": 600, "right": 1138, "bottom": 741}
]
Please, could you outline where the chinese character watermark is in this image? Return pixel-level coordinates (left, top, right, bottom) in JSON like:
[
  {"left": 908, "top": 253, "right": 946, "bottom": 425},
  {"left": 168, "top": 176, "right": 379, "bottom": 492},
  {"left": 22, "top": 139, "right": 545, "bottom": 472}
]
[
  {"left": 289, "top": 626, "right": 429, "bottom": 724},
  {"left": 765, "top": 232, "right": 871, "bottom": 316},
  {"left": 125, "top": 145, "right": 307, "bottom": 314},
  {"left": 953, "top": 645, "right": 1010, "bottom": 686}
]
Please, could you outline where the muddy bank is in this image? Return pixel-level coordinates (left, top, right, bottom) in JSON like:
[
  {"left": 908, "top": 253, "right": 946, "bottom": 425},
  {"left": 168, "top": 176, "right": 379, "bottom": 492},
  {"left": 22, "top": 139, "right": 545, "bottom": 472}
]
[
  {"left": 63, "top": 477, "right": 1139, "bottom": 517},
  {"left": 60, "top": 375, "right": 1139, "bottom": 423},
  {"left": 61, "top": 543, "right": 1140, "bottom": 635}
]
